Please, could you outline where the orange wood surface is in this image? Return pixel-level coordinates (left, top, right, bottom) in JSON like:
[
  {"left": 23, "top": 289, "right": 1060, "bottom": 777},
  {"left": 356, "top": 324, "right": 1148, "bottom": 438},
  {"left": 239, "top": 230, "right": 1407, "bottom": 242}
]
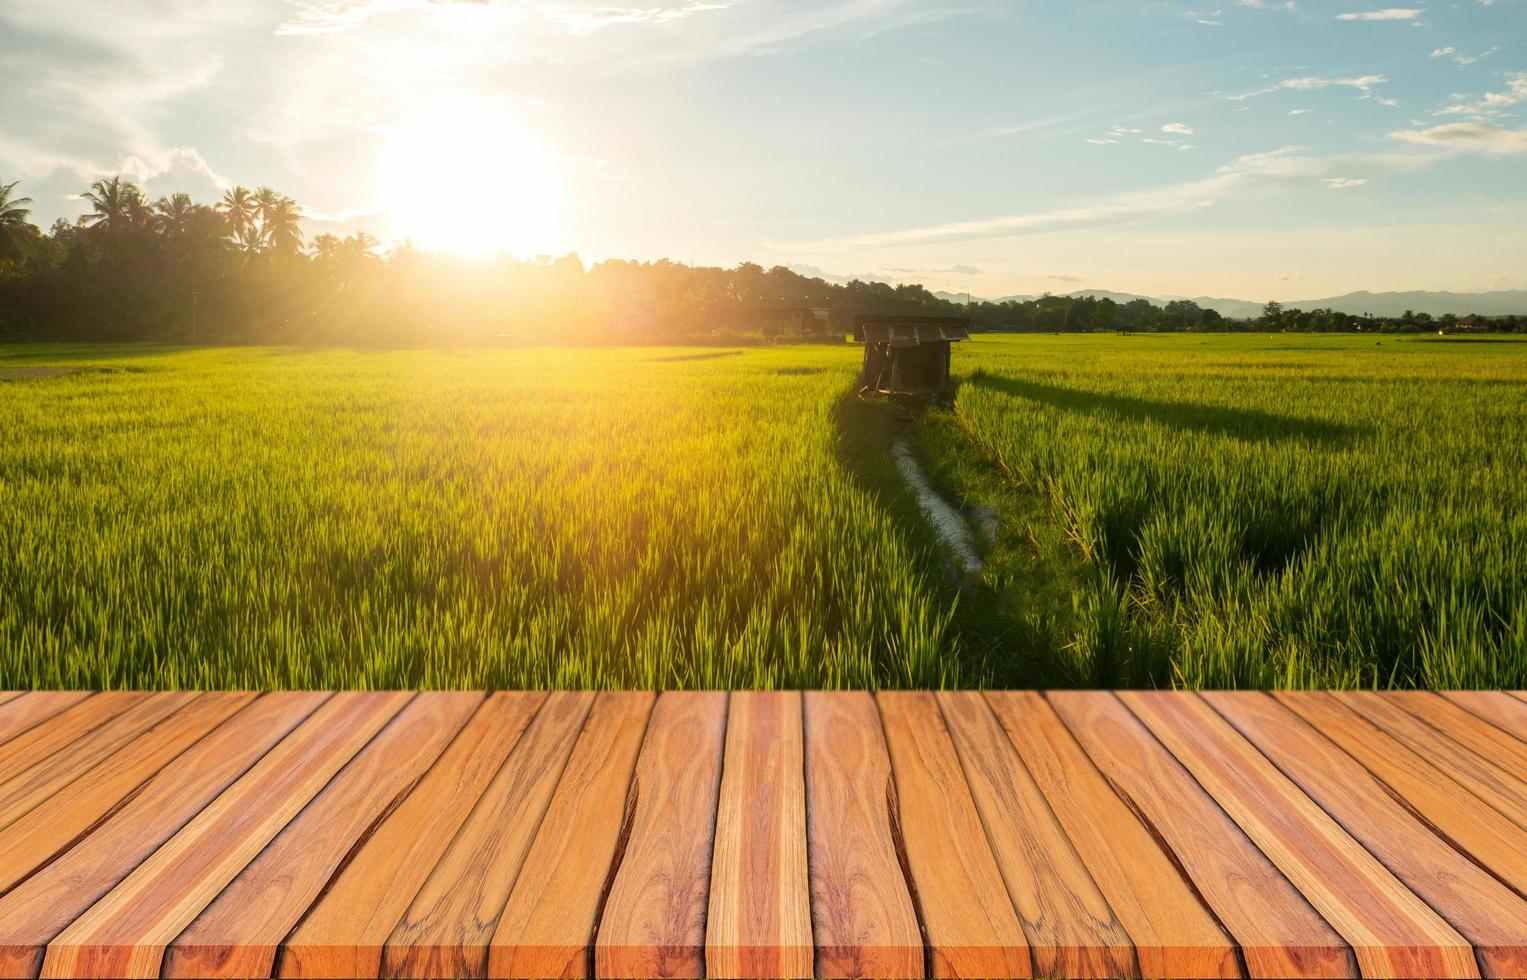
[
  {"left": 1122, "top": 691, "right": 1477, "bottom": 979},
  {"left": 0, "top": 690, "right": 1522, "bottom": 980},
  {"left": 596, "top": 691, "right": 728, "bottom": 979},
  {"left": 876, "top": 692, "right": 1030, "bottom": 980},
  {"left": 382, "top": 691, "right": 596, "bottom": 979},
  {"left": 803, "top": 692, "right": 923, "bottom": 980},
  {"left": 1277, "top": 691, "right": 1527, "bottom": 895},
  {"left": 161, "top": 692, "right": 483, "bottom": 979},
  {"left": 490, "top": 691, "right": 656, "bottom": 979},
  {"left": 937, "top": 692, "right": 1136, "bottom": 979},
  {"left": 0, "top": 692, "right": 327, "bottom": 979},
  {"left": 986, "top": 691, "right": 1240, "bottom": 980},
  {"left": 276, "top": 691, "right": 545, "bottom": 979},
  {"left": 706, "top": 692, "right": 812, "bottom": 980},
  {"left": 1048, "top": 691, "right": 1357, "bottom": 979},
  {"left": 1207, "top": 691, "right": 1527, "bottom": 979},
  {"left": 41, "top": 692, "right": 408, "bottom": 980}
]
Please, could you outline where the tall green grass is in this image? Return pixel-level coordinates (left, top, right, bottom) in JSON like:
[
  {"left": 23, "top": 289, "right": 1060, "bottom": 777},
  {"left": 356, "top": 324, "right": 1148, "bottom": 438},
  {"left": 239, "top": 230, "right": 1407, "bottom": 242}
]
[
  {"left": 0, "top": 345, "right": 959, "bottom": 688},
  {"left": 948, "top": 333, "right": 1527, "bottom": 688}
]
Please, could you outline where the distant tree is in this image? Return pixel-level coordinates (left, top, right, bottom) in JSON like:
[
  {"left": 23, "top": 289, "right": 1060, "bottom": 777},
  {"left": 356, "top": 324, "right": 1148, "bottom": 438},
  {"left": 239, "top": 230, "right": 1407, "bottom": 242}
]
[
  {"left": 0, "top": 180, "right": 34, "bottom": 267},
  {"left": 217, "top": 186, "right": 256, "bottom": 241},
  {"left": 1256, "top": 300, "right": 1284, "bottom": 330},
  {"left": 80, "top": 177, "right": 148, "bottom": 235}
]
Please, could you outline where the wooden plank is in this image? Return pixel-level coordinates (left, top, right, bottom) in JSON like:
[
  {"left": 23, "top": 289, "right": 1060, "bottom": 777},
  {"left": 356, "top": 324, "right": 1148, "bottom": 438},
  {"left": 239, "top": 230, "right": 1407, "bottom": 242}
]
[
  {"left": 0, "top": 691, "right": 199, "bottom": 833},
  {"left": 1440, "top": 691, "right": 1527, "bottom": 741},
  {"left": 0, "top": 691, "right": 19, "bottom": 708},
  {"left": 41, "top": 691, "right": 409, "bottom": 979},
  {"left": 0, "top": 693, "right": 328, "bottom": 979},
  {"left": 381, "top": 691, "right": 596, "bottom": 979},
  {"left": 596, "top": 691, "right": 728, "bottom": 980},
  {"left": 276, "top": 692, "right": 545, "bottom": 979},
  {"left": 1122, "top": 691, "right": 1477, "bottom": 979},
  {"left": 0, "top": 692, "right": 91, "bottom": 746},
  {"left": 1386, "top": 691, "right": 1527, "bottom": 777},
  {"left": 160, "top": 692, "right": 484, "bottom": 979},
  {"left": 877, "top": 692, "right": 1030, "bottom": 980},
  {"left": 0, "top": 693, "right": 149, "bottom": 787},
  {"left": 936, "top": 691, "right": 1136, "bottom": 978},
  {"left": 1207, "top": 691, "right": 1527, "bottom": 979},
  {"left": 803, "top": 693, "right": 922, "bottom": 980},
  {"left": 1275, "top": 692, "right": 1527, "bottom": 896},
  {"left": 986, "top": 692, "right": 1241, "bottom": 980},
  {"left": 1343, "top": 690, "right": 1527, "bottom": 824},
  {"left": 706, "top": 692, "right": 812, "bottom": 980},
  {"left": 1048, "top": 691, "right": 1356, "bottom": 979},
  {"left": 0, "top": 692, "right": 254, "bottom": 881},
  {"left": 489, "top": 692, "right": 656, "bottom": 980}
]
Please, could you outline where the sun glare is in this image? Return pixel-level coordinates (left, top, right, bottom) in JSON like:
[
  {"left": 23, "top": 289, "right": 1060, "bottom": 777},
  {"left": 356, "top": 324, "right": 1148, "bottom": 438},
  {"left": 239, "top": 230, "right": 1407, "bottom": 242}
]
[{"left": 377, "top": 103, "right": 563, "bottom": 256}]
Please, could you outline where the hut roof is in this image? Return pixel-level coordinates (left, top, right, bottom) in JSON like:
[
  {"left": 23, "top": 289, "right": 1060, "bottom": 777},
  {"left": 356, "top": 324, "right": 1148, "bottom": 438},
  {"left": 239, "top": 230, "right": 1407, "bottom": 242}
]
[{"left": 853, "top": 315, "right": 971, "bottom": 346}]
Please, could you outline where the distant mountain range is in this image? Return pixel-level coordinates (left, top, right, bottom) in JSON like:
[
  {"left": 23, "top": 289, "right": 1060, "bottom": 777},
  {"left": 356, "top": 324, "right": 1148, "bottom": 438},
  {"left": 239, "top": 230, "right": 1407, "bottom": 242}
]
[{"left": 933, "top": 289, "right": 1527, "bottom": 319}]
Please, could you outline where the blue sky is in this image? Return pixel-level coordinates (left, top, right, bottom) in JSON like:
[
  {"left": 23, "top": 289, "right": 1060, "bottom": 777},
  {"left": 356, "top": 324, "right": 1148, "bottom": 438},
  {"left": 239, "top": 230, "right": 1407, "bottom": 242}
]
[{"left": 2, "top": 0, "right": 1524, "bottom": 300}]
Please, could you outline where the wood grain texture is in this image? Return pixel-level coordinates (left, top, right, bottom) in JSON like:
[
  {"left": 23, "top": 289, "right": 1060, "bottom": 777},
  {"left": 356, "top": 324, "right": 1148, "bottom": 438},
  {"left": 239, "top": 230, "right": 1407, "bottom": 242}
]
[
  {"left": 1122, "top": 691, "right": 1477, "bottom": 979},
  {"left": 0, "top": 692, "right": 252, "bottom": 877},
  {"left": 161, "top": 692, "right": 483, "bottom": 979},
  {"left": 937, "top": 691, "right": 1136, "bottom": 979},
  {"left": 1207, "top": 691, "right": 1527, "bottom": 979},
  {"left": 0, "top": 693, "right": 328, "bottom": 979},
  {"left": 0, "top": 691, "right": 198, "bottom": 833},
  {"left": 1275, "top": 692, "right": 1527, "bottom": 896},
  {"left": 1048, "top": 691, "right": 1356, "bottom": 979},
  {"left": 986, "top": 691, "right": 1241, "bottom": 980},
  {"left": 802, "top": 693, "right": 922, "bottom": 980},
  {"left": 277, "top": 686, "right": 546, "bottom": 976},
  {"left": 41, "top": 691, "right": 409, "bottom": 980},
  {"left": 276, "top": 691, "right": 545, "bottom": 980},
  {"left": 1386, "top": 691, "right": 1527, "bottom": 777},
  {"left": 0, "top": 691, "right": 91, "bottom": 746},
  {"left": 490, "top": 691, "right": 657, "bottom": 980},
  {"left": 0, "top": 693, "right": 148, "bottom": 788},
  {"left": 704, "top": 692, "right": 812, "bottom": 980},
  {"left": 596, "top": 691, "right": 728, "bottom": 980},
  {"left": 1343, "top": 690, "right": 1527, "bottom": 824},
  {"left": 1441, "top": 691, "right": 1527, "bottom": 741},
  {"left": 382, "top": 691, "right": 596, "bottom": 980},
  {"left": 877, "top": 692, "right": 1030, "bottom": 980}
]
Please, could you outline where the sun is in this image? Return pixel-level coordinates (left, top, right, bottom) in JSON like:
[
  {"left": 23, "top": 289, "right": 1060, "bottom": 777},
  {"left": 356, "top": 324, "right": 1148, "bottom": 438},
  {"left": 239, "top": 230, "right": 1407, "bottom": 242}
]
[{"left": 377, "top": 102, "right": 563, "bottom": 256}]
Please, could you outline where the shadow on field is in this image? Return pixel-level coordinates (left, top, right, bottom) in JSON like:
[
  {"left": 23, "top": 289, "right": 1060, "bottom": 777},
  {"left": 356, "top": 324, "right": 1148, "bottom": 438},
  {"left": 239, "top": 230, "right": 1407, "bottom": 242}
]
[
  {"left": 650, "top": 350, "right": 743, "bottom": 363},
  {"left": 968, "top": 371, "right": 1362, "bottom": 445}
]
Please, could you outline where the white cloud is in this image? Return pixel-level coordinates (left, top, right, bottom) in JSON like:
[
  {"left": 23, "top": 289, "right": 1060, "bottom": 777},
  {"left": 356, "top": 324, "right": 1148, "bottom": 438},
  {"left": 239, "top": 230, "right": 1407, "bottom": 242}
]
[
  {"left": 1231, "top": 74, "right": 1387, "bottom": 100},
  {"left": 1335, "top": 8, "right": 1422, "bottom": 19},
  {"left": 1434, "top": 72, "right": 1527, "bottom": 118},
  {"left": 781, "top": 146, "right": 1434, "bottom": 250},
  {"left": 1390, "top": 122, "right": 1527, "bottom": 154},
  {"left": 1430, "top": 44, "right": 1499, "bottom": 66},
  {"left": 1323, "top": 176, "right": 1368, "bottom": 188},
  {"left": 1288, "top": 108, "right": 1313, "bottom": 114},
  {"left": 1161, "top": 122, "right": 1196, "bottom": 135}
]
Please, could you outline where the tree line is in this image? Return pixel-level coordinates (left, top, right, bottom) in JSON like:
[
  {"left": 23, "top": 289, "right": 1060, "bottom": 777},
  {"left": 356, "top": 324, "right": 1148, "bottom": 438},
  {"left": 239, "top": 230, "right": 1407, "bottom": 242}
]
[{"left": 0, "top": 178, "right": 1519, "bottom": 344}]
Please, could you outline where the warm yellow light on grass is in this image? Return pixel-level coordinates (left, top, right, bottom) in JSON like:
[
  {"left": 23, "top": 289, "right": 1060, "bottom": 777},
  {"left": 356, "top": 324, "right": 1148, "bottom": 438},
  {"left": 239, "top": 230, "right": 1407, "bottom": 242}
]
[{"left": 377, "top": 102, "right": 562, "bottom": 256}]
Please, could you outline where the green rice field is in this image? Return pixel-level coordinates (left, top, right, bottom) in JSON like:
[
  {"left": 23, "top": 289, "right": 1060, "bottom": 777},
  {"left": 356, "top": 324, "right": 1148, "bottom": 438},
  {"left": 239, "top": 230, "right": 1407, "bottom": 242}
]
[{"left": 1, "top": 334, "right": 1522, "bottom": 689}]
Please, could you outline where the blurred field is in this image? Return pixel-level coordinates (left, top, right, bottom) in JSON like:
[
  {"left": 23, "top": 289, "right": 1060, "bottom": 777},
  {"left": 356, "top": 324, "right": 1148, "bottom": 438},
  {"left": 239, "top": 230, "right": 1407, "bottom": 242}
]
[{"left": 0, "top": 334, "right": 1522, "bottom": 689}]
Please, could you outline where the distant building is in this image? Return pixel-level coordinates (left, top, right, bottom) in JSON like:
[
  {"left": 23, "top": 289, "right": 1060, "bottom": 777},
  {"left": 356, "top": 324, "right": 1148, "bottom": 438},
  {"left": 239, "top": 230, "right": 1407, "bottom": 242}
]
[{"left": 854, "top": 314, "right": 971, "bottom": 398}]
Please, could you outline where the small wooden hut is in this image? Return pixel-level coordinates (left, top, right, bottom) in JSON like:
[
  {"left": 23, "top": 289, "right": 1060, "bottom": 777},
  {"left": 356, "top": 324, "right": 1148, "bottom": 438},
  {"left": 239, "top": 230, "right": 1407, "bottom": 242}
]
[
  {"left": 761, "top": 305, "right": 835, "bottom": 341},
  {"left": 854, "top": 314, "right": 971, "bottom": 397}
]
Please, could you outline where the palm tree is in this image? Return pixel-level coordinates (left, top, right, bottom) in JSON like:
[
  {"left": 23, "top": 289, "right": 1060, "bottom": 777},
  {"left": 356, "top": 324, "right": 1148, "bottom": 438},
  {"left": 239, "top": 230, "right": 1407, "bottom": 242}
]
[
  {"left": 260, "top": 193, "right": 304, "bottom": 254},
  {"left": 217, "top": 186, "right": 255, "bottom": 238},
  {"left": 0, "top": 180, "right": 34, "bottom": 264},
  {"left": 80, "top": 176, "right": 147, "bottom": 234},
  {"left": 154, "top": 192, "right": 196, "bottom": 238}
]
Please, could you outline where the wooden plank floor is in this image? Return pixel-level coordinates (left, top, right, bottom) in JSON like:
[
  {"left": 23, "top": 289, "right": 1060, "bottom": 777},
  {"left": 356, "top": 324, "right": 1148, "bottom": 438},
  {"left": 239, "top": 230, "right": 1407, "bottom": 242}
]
[{"left": 0, "top": 692, "right": 1522, "bottom": 979}]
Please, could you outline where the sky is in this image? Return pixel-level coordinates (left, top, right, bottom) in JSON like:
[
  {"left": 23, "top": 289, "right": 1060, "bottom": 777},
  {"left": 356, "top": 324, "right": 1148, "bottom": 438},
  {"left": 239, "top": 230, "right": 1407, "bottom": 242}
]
[{"left": 2, "top": 0, "right": 1525, "bottom": 301}]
